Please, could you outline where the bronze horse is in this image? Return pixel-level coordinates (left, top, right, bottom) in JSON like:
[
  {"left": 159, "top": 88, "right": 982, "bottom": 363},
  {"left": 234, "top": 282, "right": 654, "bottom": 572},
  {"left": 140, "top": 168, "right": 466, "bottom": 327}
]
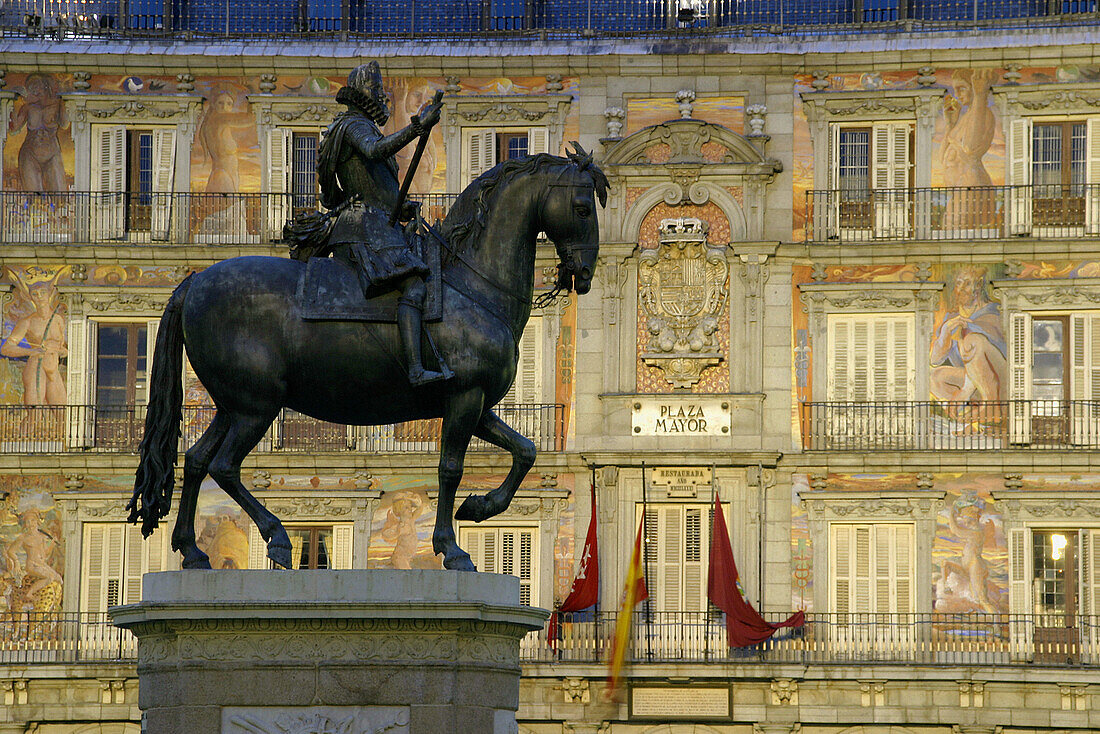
[{"left": 127, "top": 146, "right": 607, "bottom": 571}]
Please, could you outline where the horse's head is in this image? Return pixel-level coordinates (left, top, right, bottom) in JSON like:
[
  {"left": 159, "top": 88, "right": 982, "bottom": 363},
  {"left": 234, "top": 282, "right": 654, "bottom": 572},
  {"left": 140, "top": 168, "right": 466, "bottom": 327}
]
[{"left": 540, "top": 143, "right": 609, "bottom": 296}]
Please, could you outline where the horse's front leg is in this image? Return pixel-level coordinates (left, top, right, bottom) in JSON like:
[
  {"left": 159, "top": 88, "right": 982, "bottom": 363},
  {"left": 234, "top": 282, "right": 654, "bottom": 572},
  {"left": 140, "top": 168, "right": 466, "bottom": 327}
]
[
  {"left": 433, "top": 388, "right": 485, "bottom": 571},
  {"left": 455, "top": 410, "right": 535, "bottom": 522}
]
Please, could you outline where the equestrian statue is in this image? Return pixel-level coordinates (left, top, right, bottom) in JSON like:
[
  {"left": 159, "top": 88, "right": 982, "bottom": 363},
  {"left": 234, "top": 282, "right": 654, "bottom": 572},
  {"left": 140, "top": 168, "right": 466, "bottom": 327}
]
[{"left": 126, "top": 62, "right": 608, "bottom": 571}]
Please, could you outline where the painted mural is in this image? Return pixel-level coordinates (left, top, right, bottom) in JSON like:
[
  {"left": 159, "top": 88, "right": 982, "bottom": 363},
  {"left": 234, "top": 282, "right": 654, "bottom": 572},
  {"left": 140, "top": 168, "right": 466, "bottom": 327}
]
[
  {"left": 625, "top": 96, "right": 744, "bottom": 136},
  {"left": 791, "top": 65, "right": 1100, "bottom": 239},
  {"left": 194, "top": 478, "right": 251, "bottom": 570},
  {"left": 1, "top": 71, "right": 580, "bottom": 198},
  {"left": 0, "top": 475, "right": 64, "bottom": 618},
  {"left": 0, "top": 266, "right": 68, "bottom": 406}
]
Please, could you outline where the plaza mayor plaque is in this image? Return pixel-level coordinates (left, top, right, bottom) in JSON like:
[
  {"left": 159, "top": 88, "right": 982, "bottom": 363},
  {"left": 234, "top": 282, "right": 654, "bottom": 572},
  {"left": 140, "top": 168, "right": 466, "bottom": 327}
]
[{"left": 631, "top": 398, "right": 731, "bottom": 436}]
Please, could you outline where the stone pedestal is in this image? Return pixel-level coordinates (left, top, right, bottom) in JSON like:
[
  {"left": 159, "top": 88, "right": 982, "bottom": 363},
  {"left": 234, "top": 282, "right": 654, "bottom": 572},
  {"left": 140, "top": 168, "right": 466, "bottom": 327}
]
[{"left": 110, "top": 570, "right": 547, "bottom": 734}]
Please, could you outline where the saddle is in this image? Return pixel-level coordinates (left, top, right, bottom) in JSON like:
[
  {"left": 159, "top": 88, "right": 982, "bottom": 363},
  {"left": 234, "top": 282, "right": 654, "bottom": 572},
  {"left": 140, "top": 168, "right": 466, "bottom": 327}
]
[{"left": 296, "top": 226, "right": 443, "bottom": 323}]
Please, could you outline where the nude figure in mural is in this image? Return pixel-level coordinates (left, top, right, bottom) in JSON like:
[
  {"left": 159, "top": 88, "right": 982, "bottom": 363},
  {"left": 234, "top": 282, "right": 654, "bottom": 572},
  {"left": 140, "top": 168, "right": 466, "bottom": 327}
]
[
  {"left": 9, "top": 73, "right": 68, "bottom": 193},
  {"left": 385, "top": 79, "right": 438, "bottom": 196},
  {"left": 380, "top": 491, "right": 424, "bottom": 570},
  {"left": 939, "top": 497, "right": 1000, "bottom": 613},
  {"left": 930, "top": 267, "right": 1007, "bottom": 420},
  {"left": 2, "top": 508, "right": 63, "bottom": 605},
  {"left": 941, "top": 69, "right": 997, "bottom": 230},
  {"left": 197, "top": 90, "right": 254, "bottom": 193},
  {"left": 0, "top": 280, "right": 67, "bottom": 406}
]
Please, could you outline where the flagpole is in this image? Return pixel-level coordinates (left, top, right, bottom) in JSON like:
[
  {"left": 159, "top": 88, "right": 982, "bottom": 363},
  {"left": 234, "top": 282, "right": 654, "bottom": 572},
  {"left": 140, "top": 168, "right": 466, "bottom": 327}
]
[
  {"left": 640, "top": 460, "right": 652, "bottom": 662},
  {"left": 591, "top": 466, "right": 599, "bottom": 618},
  {"left": 710, "top": 462, "right": 716, "bottom": 659}
]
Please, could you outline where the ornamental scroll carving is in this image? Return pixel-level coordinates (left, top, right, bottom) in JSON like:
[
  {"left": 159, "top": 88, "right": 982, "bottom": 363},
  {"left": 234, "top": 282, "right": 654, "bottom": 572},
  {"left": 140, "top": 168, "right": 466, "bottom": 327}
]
[
  {"left": 224, "top": 707, "right": 410, "bottom": 734},
  {"left": 639, "top": 218, "right": 728, "bottom": 388}
]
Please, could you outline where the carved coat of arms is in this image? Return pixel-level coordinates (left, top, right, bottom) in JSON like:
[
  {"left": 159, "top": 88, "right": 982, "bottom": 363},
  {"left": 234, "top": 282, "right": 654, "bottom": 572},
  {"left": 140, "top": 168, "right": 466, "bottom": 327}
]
[{"left": 639, "top": 218, "right": 729, "bottom": 388}]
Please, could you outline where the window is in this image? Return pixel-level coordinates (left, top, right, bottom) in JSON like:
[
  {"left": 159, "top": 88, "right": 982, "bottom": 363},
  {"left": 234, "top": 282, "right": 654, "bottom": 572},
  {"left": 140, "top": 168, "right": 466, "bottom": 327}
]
[
  {"left": 247, "top": 523, "right": 352, "bottom": 570},
  {"left": 81, "top": 522, "right": 169, "bottom": 614},
  {"left": 829, "top": 523, "right": 913, "bottom": 617},
  {"left": 1009, "top": 526, "right": 1100, "bottom": 662},
  {"left": 91, "top": 125, "right": 176, "bottom": 241},
  {"left": 1007, "top": 117, "right": 1100, "bottom": 234},
  {"left": 826, "top": 314, "right": 914, "bottom": 402},
  {"left": 462, "top": 127, "right": 549, "bottom": 187},
  {"left": 829, "top": 122, "right": 912, "bottom": 236},
  {"left": 639, "top": 503, "right": 712, "bottom": 613},
  {"left": 502, "top": 315, "right": 543, "bottom": 406},
  {"left": 90, "top": 321, "right": 153, "bottom": 449},
  {"left": 461, "top": 525, "right": 537, "bottom": 606},
  {"left": 1008, "top": 311, "right": 1100, "bottom": 444},
  {"left": 266, "top": 127, "right": 324, "bottom": 235}
]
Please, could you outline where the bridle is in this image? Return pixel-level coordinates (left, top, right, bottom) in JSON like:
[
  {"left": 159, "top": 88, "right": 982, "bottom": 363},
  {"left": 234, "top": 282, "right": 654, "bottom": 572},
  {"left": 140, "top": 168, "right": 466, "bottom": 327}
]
[{"left": 533, "top": 170, "right": 598, "bottom": 310}]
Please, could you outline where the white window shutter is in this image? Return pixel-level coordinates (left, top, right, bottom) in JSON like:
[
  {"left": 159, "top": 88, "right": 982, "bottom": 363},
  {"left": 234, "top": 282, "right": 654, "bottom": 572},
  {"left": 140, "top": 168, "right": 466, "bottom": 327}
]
[
  {"left": 91, "top": 125, "right": 126, "bottom": 240},
  {"left": 465, "top": 129, "right": 496, "bottom": 187},
  {"left": 1086, "top": 118, "right": 1100, "bottom": 234},
  {"left": 124, "top": 525, "right": 144, "bottom": 605},
  {"left": 682, "top": 506, "right": 705, "bottom": 612},
  {"left": 527, "top": 127, "right": 549, "bottom": 155},
  {"left": 852, "top": 525, "right": 872, "bottom": 615},
  {"left": 266, "top": 127, "right": 292, "bottom": 237},
  {"left": 504, "top": 316, "right": 543, "bottom": 405},
  {"left": 149, "top": 127, "right": 177, "bottom": 241},
  {"left": 1009, "top": 312, "right": 1033, "bottom": 444},
  {"left": 1081, "top": 529, "right": 1100, "bottom": 661},
  {"left": 80, "top": 523, "right": 126, "bottom": 614},
  {"left": 827, "top": 317, "right": 849, "bottom": 401},
  {"left": 1070, "top": 313, "right": 1100, "bottom": 444},
  {"left": 1007, "top": 117, "right": 1033, "bottom": 235},
  {"left": 332, "top": 524, "right": 353, "bottom": 569},
  {"left": 143, "top": 319, "right": 160, "bottom": 407},
  {"left": 248, "top": 523, "right": 267, "bottom": 570},
  {"left": 1007, "top": 527, "right": 1032, "bottom": 659},
  {"left": 872, "top": 123, "right": 910, "bottom": 238},
  {"left": 66, "top": 316, "right": 93, "bottom": 448}
]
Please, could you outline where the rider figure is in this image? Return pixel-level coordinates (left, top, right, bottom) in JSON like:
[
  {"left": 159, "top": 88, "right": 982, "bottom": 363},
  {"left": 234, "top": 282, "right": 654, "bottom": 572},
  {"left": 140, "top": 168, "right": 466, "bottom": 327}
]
[{"left": 317, "top": 61, "right": 449, "bottom": 386}]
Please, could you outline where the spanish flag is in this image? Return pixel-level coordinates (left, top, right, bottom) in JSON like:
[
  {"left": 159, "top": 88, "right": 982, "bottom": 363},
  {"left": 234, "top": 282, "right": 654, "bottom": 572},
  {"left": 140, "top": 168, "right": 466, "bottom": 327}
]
[{"left": 605, "top": 515, "right": 648, "bottom": 699}]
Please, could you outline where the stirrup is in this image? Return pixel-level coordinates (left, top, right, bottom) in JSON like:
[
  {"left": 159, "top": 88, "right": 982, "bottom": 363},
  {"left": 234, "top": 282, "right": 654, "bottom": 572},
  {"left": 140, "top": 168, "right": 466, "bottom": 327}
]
[{"left": 409, "top": 366, "right": 450, "bottom": 386}]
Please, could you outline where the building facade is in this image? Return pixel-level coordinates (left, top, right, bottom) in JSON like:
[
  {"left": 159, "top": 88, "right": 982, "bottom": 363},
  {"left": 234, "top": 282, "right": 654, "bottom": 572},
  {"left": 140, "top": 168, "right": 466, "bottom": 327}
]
[{"left": 1, "top": 3, "right": 1100, "bottom": 733}]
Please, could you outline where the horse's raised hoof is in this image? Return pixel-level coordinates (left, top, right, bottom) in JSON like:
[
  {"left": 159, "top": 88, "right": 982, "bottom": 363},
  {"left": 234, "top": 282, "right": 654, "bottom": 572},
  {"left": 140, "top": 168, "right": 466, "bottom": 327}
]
[
  {"left": 443, "top": 550, "right": 476, "bottom": 571},
  {"left": 268, "top": 541, "right": 293, "bottom": 569},
  {"left": 455, "top": 493, "right": 491, "bottom": 522},
  {"left": 181, "top": 548, "right": 212, "bottom": 570}
]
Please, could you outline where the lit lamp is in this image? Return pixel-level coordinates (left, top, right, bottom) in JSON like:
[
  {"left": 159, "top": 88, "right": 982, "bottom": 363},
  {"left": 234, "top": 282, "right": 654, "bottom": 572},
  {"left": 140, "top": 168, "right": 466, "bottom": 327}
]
[{"left": 1051, "top": 533, "right": 1067, "bottom": 561}]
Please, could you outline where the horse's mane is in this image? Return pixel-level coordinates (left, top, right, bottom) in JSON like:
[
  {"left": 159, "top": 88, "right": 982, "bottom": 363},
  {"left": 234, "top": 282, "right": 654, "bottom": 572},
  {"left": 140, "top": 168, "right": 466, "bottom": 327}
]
[{"left": 440, "top": 148, "right": 609, "bottom": 265}]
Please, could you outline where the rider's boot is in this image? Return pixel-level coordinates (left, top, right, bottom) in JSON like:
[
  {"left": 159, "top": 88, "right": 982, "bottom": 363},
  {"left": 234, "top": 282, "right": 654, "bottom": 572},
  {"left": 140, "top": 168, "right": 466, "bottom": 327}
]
[{"left": 397, "top": 291, "right": 450, "bottom": 386}]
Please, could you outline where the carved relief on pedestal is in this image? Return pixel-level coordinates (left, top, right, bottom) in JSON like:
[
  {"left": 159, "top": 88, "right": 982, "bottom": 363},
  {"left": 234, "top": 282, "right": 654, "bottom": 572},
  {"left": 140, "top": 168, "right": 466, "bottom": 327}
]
[{"left": 639, "top": 217, "right": 729, "bottom": 388}]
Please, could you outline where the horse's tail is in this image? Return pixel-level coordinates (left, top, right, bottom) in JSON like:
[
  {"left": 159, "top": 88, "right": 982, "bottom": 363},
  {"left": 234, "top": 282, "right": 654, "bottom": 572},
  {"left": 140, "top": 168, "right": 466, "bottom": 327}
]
[{"left": 127, "top": 273, "right": 194, "bottom": 537}]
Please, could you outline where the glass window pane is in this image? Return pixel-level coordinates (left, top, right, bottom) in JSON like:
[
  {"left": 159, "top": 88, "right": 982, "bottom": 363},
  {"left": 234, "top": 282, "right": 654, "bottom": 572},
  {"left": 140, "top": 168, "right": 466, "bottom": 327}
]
[
  {"left": 838, "top": 129, "right": 869, "bottom": 196},
  {"left": 1033, "top": 124, "right": 1063, "bottom": 191},
  {"left": 1032, "top": 352, "right": 1064, "bottom": 382}
]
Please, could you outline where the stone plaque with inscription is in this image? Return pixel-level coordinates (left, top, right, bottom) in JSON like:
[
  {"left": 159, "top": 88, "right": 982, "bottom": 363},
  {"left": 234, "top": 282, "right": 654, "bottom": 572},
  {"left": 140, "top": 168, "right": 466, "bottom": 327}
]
[
  {"left": 650, "top": 466, "right": 713, "bottom": 498},
  {"left": 631, "top": 686, "right": 730, "bottom": 719},
  {"left": 631, "top": 398, "right": 731, "bottom": 436}
]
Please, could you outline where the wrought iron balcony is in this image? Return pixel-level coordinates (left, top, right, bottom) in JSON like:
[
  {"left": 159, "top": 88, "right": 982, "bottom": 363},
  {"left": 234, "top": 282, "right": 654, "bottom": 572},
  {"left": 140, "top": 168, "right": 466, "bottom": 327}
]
[
  {"left": 522, "top": 611, "right": 1100, "bottom": 666},
  {"left": 0, "top": 191, "right": 458, "bottom": 246},
  {"left": 4, "top": 0, "right": 1098, "bottom": 39},
  {"left": 0, "top": 403, "right": 564, "bottom": 453},
  {"left": 799, "top": 400, "right": 1100, "bottom": 451},
  {"left": 806, "top": 185, "right": 1100, "bottom": 243},
  {"left": 6, "top": 612, "right": 1097, "bottom": 667}
]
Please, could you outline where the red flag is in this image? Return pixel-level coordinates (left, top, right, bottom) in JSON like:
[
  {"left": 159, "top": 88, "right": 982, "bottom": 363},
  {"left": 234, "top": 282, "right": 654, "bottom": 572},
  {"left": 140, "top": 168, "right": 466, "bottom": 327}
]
[
  {"left": 707, "top": 493, "right": 804, "bottom": 647},
  {"left": 548, "top": 481, "right": 599, "bottom": 646}
]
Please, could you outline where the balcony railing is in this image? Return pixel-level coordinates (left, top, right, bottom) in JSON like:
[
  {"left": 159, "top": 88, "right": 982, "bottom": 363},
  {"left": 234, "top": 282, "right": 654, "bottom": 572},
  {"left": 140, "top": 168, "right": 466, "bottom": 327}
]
[
  {"left": 524, "top": 611, "right": 1100, "bottom": 666},
  {"left": 6, "top": 612, "right": 1097, "bottom": 667},
  {"left": 800, "top": 400, "right": 1100, "bottom": 451},
  {"left": 806, "top": 185, "right": 1100, "bottom": 243},
  {"left": 4, "top": 0, "right": 1098, "bottom": 40},
  {"left": 0, "top": 403, "right": 564, "bottom": 453},
  {"left": 0, "top": 191, "right": 458, "bottom": 246}
]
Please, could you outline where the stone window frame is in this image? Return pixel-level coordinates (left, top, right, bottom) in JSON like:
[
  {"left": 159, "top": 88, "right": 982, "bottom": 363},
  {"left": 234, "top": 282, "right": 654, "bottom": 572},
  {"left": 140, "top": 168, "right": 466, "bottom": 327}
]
[
  {"left": 0, "top": 92, "right": 19, "bottom": 190},
  {"left": 440, "top": 93, "right": 572, "bottom": 192},
  {"left": 801, "top": 489, "right": 945, "bottom": 615},
  {"left": 799, "top": 281, "right": 944, "bottom": 403},
  {"left": 800, "top": 88, "right": 946, "bottom": 194},
  {"left": 248, "top": 95, "right": 340, "bottom": 194}
]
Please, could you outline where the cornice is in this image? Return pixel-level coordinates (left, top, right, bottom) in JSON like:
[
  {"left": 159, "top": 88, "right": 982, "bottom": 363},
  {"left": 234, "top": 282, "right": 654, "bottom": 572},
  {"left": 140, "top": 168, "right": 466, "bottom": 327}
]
[
  {"left": 63, "top": 92, "right": 205, "bottom": 130},
  {"left": 247, "top": 94, "right": 341, "bottom": 126},
  {"left": 991, "top": 277, "right": 1100, "bottom": 307},
  {"left": 799, "top": 87, "right": 946, "bottom": 124},
  {"left": 799, "top": 281, "right": 944, "bottom": 311},
  {"left": 992, "top": 81, "right": 1100, "bottom": 116}
]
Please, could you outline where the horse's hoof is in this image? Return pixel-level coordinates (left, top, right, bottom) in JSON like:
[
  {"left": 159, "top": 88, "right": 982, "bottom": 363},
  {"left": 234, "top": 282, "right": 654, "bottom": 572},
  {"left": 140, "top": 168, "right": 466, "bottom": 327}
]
[
  {"left": 455, "top": 494, "right": 489, "bottom": 522},
  {"left": 268, "top": 543, "right": 293, "bottom": 569},
  {"left": 181, "top": 550, "right": 212, "bottom": 570},
  {"left": 443, "top": 551, "right": 476, "bottom": 571}
]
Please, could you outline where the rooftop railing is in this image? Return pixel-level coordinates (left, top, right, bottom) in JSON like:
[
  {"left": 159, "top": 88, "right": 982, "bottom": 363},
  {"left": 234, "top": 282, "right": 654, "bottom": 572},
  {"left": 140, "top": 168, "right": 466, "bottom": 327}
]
[
  {"left": 3, "top": 0, "right": 1098, "bottom": 40},
  {"left": 799, "top": 400, "right": 1100, "bottom": 451},
  {"left": 0, "top": 403, "right": 565, "bottom": 453},
  {"left": 806, "top": 185, "right": 1100, "bottom": 243},
  {"left": 6, "top": 611, "right": 1097, "bottom": 667},
  {"left": 0, "top": 191, "right": 458, "bottom": 247}
]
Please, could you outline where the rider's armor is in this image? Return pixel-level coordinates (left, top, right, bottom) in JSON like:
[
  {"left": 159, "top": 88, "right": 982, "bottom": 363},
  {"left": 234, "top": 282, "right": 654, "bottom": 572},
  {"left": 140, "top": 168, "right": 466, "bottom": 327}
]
[{"left": 314, "top": 61, "right": 448, "bottom": 386}]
